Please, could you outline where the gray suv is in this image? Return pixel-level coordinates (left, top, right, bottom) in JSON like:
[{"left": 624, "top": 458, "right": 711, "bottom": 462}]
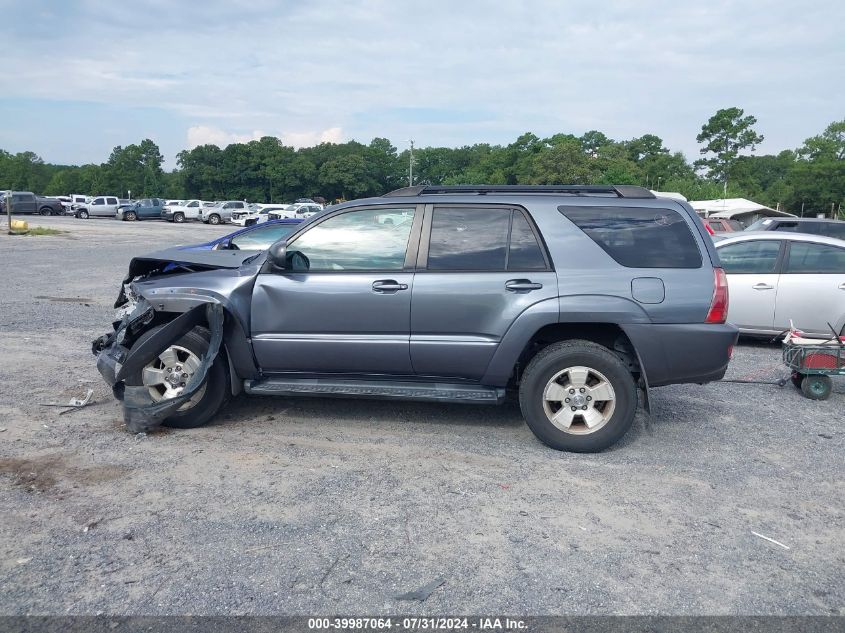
[{"left": 93, "top": 185, "right": 737, "bottom": 452}]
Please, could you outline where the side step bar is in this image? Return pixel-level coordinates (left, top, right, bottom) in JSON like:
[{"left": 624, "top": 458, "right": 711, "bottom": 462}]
[{"left": 245, "top": 377, "right": 506, "bottom": 404}]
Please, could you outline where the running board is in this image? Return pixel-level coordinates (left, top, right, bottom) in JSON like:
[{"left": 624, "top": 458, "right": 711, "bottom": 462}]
[{"left": 245, "top": 377, "right": 506, "bottom": 404}]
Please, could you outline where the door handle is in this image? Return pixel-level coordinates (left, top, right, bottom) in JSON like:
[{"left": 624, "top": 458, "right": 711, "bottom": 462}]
[
  {"left": 752, "top": 283, "right": 774, "bottom": 290},
  {"left": 372, "top": 280, "right": 408, "bottom": 293},
  {"left": 506, "top": 279, "right": 543, "bottom": 292}
]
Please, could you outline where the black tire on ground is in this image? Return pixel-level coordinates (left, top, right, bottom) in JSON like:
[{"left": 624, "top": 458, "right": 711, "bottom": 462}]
[
  {"left": 78, "top": 210, "right": 89, "bottom": 219},
  {"left": 125, "top": 210, "right": 137, "bottom": 221},
  {"left": 39, "top": 207, "right": 51, "bottom": 216},
  {"left": 246, "top": 219, "right": 256, "bottom": 226},
  {"left": 519, "top": 340, "right": 638, "bottom": 453},
  {"left": 124, "top": 325, "right": 230, "bottom": 429},
  {"left": 173, "top": 212, "right": 185, "bottom": 223},
  {"left": 800, "top": 375, "right": 832, "bottom": 401},
  {"left": 791, "top": 372, "right": 804, "bottom": 389},
  {"left": 207, "top": 213, "right": 221, "bottom": 225}
]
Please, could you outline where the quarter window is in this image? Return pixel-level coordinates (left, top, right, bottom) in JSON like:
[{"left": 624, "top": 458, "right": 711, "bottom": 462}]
[
  {"left": 785, "top": 242, "right": 845, "bottom": 274},
  {"left": 508, "top": 211, "right": 547, "bottom": 270},
  {"left": 559, "top": 206, "right": 702, "bottom": 268},
  {"left": 718, "top": 240, "right": 782, "bottom": 274},
  {"left": 287, "top": 208, "right": 415, "bottom": 271}
]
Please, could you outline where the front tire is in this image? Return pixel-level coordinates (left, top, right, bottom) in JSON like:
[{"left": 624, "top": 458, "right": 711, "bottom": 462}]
[
  {"left": 124, "top": 210, "right": 137, "bottom": 221},
  {"left": 519, "top": 340, "right": 638, "bottom": 452},
  {"left": 124, "top": 325, "right": 229, "bottom": 429},
  {"left": 78, "top": 210, "right": 89, "bottom": 219},
  {"left": 173, "top": 212, "right": 185, "bottom": 223},
  {"left": 40, "top": 207, "right": 52, "bottom": 216},
  {"left": 207, "top": 213, "right": 221, "bottom": 225}
]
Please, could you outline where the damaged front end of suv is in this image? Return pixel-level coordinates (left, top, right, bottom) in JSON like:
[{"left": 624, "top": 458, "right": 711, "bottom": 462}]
[{"left": 92, "top": 248, "right": 263, "bottom": 433}]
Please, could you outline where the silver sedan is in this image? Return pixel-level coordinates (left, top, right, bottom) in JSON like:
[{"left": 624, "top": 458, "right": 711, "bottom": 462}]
[{"left": 715, "top": 232, "right": 845, "bottom": 336}]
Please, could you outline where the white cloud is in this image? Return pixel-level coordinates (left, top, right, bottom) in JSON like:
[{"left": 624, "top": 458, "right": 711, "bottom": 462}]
[
  {"left": 186, "top": 126, "right": 266, "bottom": 149},
  {"left": 2, "top": 0, "right": 844, "bottom": 165},
  {"left": 186, "top": 125, "right": 345, "bottom": 150},
  {"left": 281, "top": 127, "right": 345, "bottom": 148}
]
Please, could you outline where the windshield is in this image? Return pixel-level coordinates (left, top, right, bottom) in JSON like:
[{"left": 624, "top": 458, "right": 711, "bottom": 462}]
[
  {"left": 745, "top": 218, "right": 774, "bottom": 231},
  {"left": 230, "top": 223, "right": 298, "bottom": 250}
]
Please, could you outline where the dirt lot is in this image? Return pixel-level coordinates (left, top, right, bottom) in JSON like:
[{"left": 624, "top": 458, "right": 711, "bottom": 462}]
[{"left": 0, "top": 216, "right": 842, "bottom": 615}]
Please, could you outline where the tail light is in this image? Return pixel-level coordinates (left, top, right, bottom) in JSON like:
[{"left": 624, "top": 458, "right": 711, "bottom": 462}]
[{"left": 705, "top": 267, "right": 729, "bottom": 324}]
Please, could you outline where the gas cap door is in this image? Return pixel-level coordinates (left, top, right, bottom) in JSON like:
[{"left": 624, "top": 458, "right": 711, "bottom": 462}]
[{"left": 631, "top": 277, "right": 665, "bottom": 304}]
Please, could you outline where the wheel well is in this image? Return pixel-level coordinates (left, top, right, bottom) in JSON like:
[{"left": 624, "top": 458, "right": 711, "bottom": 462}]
[{"left": 513, "top": 323, "right": 641, "bottom": 384}]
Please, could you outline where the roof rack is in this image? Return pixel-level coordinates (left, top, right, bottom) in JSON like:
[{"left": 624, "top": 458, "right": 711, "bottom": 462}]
[{"left": 383, "top": 184, "right": 655, "bottom": 199}]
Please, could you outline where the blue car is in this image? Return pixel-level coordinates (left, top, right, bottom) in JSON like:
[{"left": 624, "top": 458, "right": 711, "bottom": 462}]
[{"left": 180, "top": 218, "right": 303, "bottom": 251}]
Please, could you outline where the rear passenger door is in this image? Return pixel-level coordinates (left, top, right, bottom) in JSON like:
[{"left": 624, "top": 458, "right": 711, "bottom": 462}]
[
  {"left": 773, "top": 240, "right": 845, "bottom": 334},
  {"left": 410, "top": 205, "right": 557, "bottom": 380},
  {"left": 717, "top": 240, "right": 784, "bottom": 332}
]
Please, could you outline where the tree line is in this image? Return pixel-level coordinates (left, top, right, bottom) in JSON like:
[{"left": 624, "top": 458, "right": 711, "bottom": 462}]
[{"left": 1, "top": 109, "right": 842, "bottom": 216}]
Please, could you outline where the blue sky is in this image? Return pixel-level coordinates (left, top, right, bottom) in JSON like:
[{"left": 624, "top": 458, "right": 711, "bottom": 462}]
[{"left": 1, "top": 0, "right": 843, "bottom": 168}]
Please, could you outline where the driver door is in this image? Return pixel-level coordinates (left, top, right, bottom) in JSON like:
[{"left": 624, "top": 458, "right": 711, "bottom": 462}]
[{"left": 251, "top": 206, "right": 422, "bottom": 374}]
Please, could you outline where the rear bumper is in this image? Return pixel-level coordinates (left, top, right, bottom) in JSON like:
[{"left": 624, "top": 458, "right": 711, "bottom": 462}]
[{"left": 622, "top": 323, "right": 738, "bottom": 387}]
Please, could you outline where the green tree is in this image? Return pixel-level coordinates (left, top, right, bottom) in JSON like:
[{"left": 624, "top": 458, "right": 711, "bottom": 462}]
[{"left": 695, "top": 107, "right": 764, "bottom": 187}]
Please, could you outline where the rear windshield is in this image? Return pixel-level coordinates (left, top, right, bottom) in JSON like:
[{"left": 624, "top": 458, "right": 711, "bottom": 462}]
[{"left": 559, "top": 205, "right": 702, "bottom": 268}]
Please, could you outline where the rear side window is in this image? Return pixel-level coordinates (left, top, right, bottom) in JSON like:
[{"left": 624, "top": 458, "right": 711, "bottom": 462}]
[
  {"left": 559, "top": 206, "right": 702, "bottom": 268},
  {"left": 718, "top": 240, "right": 782, "bottom": 274},
  {"left": 816, "top": 223, "right": 845, "bottom": 240},
  {"left": 785, "top": 242, "right": 845, "bottom": 274},
  {"left": 428, "top": 208, "right": 510, "bottom": 270},
  {"left": 426, "top": 207, "right": 549, "bottom": 271}
]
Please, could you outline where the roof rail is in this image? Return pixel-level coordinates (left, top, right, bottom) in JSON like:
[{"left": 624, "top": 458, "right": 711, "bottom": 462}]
[{"left": 382, "top": 184, "right": 655, "bottom": 199}]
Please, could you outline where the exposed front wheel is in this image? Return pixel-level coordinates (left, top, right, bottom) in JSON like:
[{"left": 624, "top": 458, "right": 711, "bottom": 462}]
[
  {"left": 78, "top": 210, "right": 89, "bottom": 219},
  {"left": 207, "top": 213, "right": 221, "bottom": 225},
  {"left": 124, "top": 211, "right": 137, "bottom": 221},
  {"left": 125, "top": 325, "right": 229, "bottom": 429},
  {"left": 519, "top": 340, "right": 638, "bottom": 452},
  {"left": 173, "top": 212, "right": 185, "bottom": 223},
  {"left": 40, "top": 208, "right": 52, "bottom": 216}
]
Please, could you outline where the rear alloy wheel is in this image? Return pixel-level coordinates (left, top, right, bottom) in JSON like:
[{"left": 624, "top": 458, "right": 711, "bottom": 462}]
[
  {"left": 519, "top": 340, "right": 637, "bottom": 452},
  {"left": 173, "top": 212, "right": 185, "bottom": 223},
  {"left": 125, "top": 210, "right": 137, "bottom": 221},
  {"left": 207, "top": 213, "right": 221, "bottom": 225},
  {"left": 78, "top": 210, "right": 89, "bottom": 219}
]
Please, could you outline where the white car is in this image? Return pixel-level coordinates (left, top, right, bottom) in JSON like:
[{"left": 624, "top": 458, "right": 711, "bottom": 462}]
[
  {"left": 715, "top": 232, "right": 845, "bottom": 336},
  {"left": 162, "top": 199, "right": 205, "bottom": 223},
  {"left": 68, "top": 194, "right": 89, "bottom": 213},
  {"left": 200, "top": 200, "right": 248, "bottom": 225},
  {"left": 286, "top": 202, "right": 323, "bottom": 219},
  {"left": 231, "top": 205, "right": 292, "bottom": 226}
]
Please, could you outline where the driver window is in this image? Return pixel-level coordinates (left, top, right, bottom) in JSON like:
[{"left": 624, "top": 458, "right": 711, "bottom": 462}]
[{"left": 287, "top": 208, "right": 416, "bottom": 271}]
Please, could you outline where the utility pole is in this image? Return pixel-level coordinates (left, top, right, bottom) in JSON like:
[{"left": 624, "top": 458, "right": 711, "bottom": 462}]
[{"left": 408, "top": 139, "right": 415, "bottom": 186}]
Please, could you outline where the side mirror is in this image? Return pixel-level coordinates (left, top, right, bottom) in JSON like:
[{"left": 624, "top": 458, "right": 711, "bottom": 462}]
[{"left": 268, "top": 242, "right": 287, "bottom": 269}]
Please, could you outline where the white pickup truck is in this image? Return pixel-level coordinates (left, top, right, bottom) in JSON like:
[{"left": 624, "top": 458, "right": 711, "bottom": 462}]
[{"left": 161, "top": 199, "right": 205, "bottom": 223}]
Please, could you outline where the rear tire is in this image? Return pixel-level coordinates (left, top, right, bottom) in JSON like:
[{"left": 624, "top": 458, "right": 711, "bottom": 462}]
[
  {"left": 801, "top": 375, "right": 832, "bottom": 400},
  {"left": 124, "top": 325, "right": 230, "bottom": 429},
  {"left": 519, "top": 340, "right": 638, "bottom": 452}
]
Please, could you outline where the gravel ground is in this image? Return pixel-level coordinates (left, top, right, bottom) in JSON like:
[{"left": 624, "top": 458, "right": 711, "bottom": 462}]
[{"left": 0, "top": 216, "right": 842, "bottom": 616}]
